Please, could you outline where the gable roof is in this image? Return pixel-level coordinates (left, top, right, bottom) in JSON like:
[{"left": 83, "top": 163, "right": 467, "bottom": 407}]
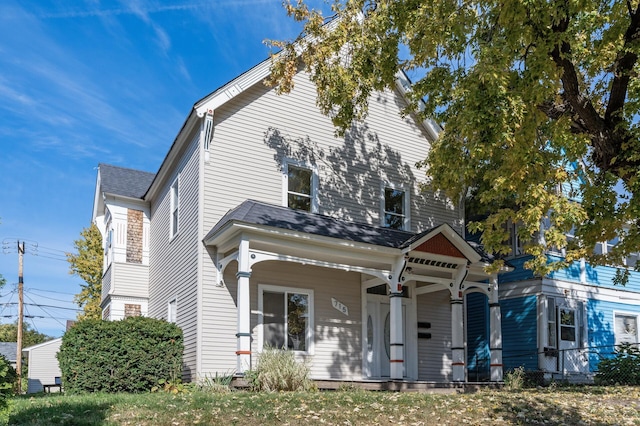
[
  {"left": 98, "top": 163, "right": 156, "bottom": 200},
  {"left": 22, "top": 338, "right": 62, "bottom": 353},
  {"left": 204, "top": 199, "right": 414, "bottom": 249},
  {"left": 0, "top": 342, "right": 16, "bottom": 362}
]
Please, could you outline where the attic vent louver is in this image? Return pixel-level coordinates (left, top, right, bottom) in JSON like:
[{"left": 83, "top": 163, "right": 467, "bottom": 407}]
[{"left": 203, "top": 109, "right": 214, "bottom": 151}]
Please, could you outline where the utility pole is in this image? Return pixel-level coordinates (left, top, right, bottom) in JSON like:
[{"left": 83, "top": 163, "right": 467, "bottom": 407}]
[{"left": 16, "top": 241, "right": 24, "bottom": 393}]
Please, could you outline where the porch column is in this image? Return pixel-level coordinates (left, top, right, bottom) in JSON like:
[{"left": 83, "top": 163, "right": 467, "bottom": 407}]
[
  {"left": 451, "top": 294, "right": 465, "bottom": 381},
  {"left": 389, "top": 287, "right": 404, "bottom": 380},
  {"left": 489, "top": 274, "right": 503, "bottom": 381},
  {"left": 236, "top": 238, "right": 251, "bottom": 375}
]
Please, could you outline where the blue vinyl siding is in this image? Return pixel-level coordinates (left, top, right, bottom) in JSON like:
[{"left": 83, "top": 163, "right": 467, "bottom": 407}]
[
  {"left": 501, "top": 295, "right": 539, "bottom": 371},
  {"left": 587, "top": 299, "right": 640, "bottom": 371},
  {"left": 466, "top": 292, "right": 490, "bottom": 381},
  {"left": 499, "top": 256, "right": 537, "bottom": 283},
  {"left": 547, "top": 255, "right": 640, "bottom": 292}
]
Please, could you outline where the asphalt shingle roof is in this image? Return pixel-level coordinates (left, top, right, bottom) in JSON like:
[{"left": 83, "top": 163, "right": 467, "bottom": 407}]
[
  {"left": 0, "top": 342, "right": 16, "bottom": 362},
  {"left": 204, "top": 200, "right": 416, "bottom": 249},
  {"left": 99, "top": 163, "right": 156, "bottom": 199}
]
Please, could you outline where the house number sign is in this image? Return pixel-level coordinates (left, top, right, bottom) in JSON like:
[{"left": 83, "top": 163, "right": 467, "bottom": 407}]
[{"left": 331, "top": 298, "right": 349, "bottom": 316}]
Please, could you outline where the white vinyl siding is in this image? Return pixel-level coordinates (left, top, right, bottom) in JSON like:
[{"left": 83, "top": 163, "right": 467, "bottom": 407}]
[
  {"left": 416, "top": 291, "right": 452, "bottom": 382},
  {"left": 24, "top": 339, "right": 63, "bottom": 394},
  {"left": 149, "top": 132, "right": 200, "bottom": 380},
  {"left": 201, "top": 261, "right": 362, "bottom": 380},
  {"left": 198, "top": 70, "right": 461, "bottom": 377},
  {"left": 109, "top": 262, "right": 149, "bottom": 298}
]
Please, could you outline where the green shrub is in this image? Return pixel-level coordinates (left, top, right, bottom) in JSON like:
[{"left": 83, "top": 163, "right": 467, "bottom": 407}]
[
  {"left": 57, "top": 316, "right": 183, "bottom": 393},
  {"left": 595, "top": 343, "right": 640, "bottom": 385},
  {"left": 247, "top": 348, "right": 313, "bottom": 392}
]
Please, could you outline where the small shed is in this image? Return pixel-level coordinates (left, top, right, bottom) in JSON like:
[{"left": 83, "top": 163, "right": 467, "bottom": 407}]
[
  {"left": 0, "top": 342, "right": 17, "bottom": 369},
  {"left": 22, "top": 338, "right": 62, "bottom": 393}
]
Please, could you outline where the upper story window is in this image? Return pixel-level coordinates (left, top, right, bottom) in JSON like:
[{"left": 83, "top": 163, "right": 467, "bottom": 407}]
[
  {"left": 283, "top": 161, "right": 318, "bottom": 213},
  {"left": 383, "top": 187, "right": 409, "bottom": 230},
  {"left": 170, "top": 177, "right": 179, "bottom": 238}
]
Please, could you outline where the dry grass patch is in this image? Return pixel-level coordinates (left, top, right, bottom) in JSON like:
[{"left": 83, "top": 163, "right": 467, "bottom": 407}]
[{"left": 8, "top": 386, "right": 640, "bottom": 425}]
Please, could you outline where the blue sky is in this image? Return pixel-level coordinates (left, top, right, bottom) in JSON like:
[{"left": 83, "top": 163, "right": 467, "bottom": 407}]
[{"left": 0, "top": 0, "right": 314, "bottom": 338}]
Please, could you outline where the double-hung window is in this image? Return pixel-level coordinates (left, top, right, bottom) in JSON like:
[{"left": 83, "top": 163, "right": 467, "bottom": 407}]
[
  {"left": 383, "top": 187, "right": 407, "bottom": 230},
  {"left": 283, "top": 161, "right": 317, "bottom": 213},
  {"left": 170, "top": 177, "right": 179, "bottom": 238},
  {"left": 260, "top": 285, "right": 314, "bottom": 353},
  {"left": 614, "top": 313, "right": 638, "bottom": 346}
]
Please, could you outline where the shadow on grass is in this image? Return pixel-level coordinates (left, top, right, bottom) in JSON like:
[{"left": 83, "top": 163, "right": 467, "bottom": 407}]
[
  {"left": 496, "top": 394, "right": 586, "bottom": 425},
  {"left": 9, "top": 395, "right": 112, "bottom": 426}
]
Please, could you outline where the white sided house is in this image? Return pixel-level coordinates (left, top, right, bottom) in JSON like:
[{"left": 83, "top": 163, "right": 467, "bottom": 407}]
[
  {"left": 92, "top": 58, "right": 505, "bottom": 385},
  {"left": 23, "top": 338, "right": 62, "bottom": 393}
]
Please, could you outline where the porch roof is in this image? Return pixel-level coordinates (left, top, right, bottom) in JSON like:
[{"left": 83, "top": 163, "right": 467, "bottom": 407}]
[
  {"left": 203, "top": 200, "right": 491, "bottom": 264},
  {"left": 203, "top": 199, "right": 415, "bottom": 249}
]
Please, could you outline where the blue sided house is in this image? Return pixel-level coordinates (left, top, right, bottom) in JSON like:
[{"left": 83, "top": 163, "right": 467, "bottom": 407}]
[{"left": 467, "top": 227, "right": 640, "bottom": 383}]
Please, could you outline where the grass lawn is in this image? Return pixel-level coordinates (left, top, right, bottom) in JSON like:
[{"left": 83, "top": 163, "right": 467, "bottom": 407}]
[{"left": 7, "top": 386, "right": 640, "bottom": 425}]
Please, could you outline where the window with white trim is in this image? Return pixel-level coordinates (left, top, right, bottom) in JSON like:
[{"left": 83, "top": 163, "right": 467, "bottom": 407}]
[
  {"left": 283, "top": 161, "right": 317, "bottom": 213},
  {"left": 260, "top": 285, "right": 313, "bottom": 353},
  {"left": 614, "top": 313, "right": 638, "bottom": 346},
  {"left": 168, "top": 299, "right": 177, "bottom": 323},
  {"left": 383, "top": 187, "right": 408, "bottom": 230},
  {"left": 559, "top": 307, "right": 576, "bottom": 342},
  {"left": 170, "top": 177, "right": 179, "bottom": 237}
]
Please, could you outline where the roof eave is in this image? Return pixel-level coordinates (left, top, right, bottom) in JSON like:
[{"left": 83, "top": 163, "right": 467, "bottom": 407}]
[{"left": 144, "top": 110, "right": 200, "bottom": 201}]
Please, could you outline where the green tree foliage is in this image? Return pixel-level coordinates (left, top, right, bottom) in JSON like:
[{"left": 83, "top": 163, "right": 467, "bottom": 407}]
[
  {"left": 269, "top": 0, "right": 640, "bottom": 277},
  {"left": 0, "top": 356, "right": 16, "bottom": 421},
  {"left": 67, "top": 223, "right": 103, "bottom": 320},
  {"left": 0, "top": 322, "right": 51, "bottom": 348},
  {"left": 57, "top": 317, "right": 183, "bottom": 393}
]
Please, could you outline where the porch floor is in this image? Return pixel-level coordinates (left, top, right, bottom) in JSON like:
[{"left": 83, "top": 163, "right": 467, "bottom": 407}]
[{"left": 231, "top": 378, "right": 503, "bottom": 394}]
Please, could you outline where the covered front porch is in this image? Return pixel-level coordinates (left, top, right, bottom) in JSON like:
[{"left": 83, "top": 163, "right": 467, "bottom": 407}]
[{"left": 203, "top": 200, "right": 504, "bottom": 383}]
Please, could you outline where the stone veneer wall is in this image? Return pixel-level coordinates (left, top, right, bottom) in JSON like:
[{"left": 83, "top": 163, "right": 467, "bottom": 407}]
[{"left": 126, "top": 209, "right": 143, "bottom": 263}]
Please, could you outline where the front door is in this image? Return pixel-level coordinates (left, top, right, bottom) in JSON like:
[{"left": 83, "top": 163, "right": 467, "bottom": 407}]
[
  {"left": 557, "top": 302, "right": 589, "bottom": 374},
  {"left": 365, "top": 297, "right": 406, "bottom": 378}
]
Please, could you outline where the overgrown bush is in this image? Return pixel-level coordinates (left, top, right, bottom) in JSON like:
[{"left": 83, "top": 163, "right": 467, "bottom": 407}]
[
  {"left": 58, "top": 316, "right": 183, "bottom": 393},
  {"left": 247, "top": 348, "right": 313, "bottom": 392},
  {"left": 595, "top": 343, "right": 640, "bottom": 385},
  {"left": 504, "top": 366, "right": 527, "bottom": 390}
]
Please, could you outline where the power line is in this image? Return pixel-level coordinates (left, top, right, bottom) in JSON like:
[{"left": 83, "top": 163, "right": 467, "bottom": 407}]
[
  {"left": 26, "top": 288, "right": 76, "bottom": 296},
  {"left": 0, "top": 302, "right": 81, "bottom": 312},
  {"left": 23, "top": 294, "right": 67, "bottom": 328},
  {"left": 24, "top": 290, "right": 75, "bottom": 304}
]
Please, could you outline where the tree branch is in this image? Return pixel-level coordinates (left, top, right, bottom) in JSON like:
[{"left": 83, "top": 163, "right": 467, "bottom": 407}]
[{"left": 604, "top": 5, "right": 640, "bottom": 123}]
